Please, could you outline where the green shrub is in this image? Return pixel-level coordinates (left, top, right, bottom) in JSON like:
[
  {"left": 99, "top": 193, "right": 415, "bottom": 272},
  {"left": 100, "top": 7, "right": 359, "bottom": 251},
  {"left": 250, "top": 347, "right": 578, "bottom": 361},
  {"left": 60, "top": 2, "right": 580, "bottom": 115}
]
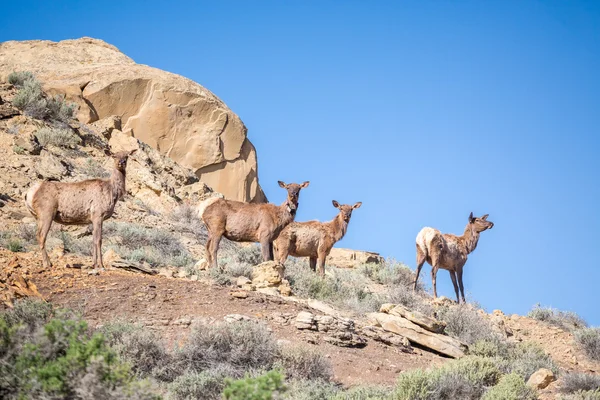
[
  {"left": 387, "top": 286, "right": 434, "bottom": 316},
  {"left": 0, "top": 300, "right": 156, "bottom": 399},
  {"left": 394, "top": 369, "right": 432, "bottom": 400},
  {"left": 10, "top": 72, "right": 75, "bottom": 123},
  {"left": 276, "top": 345, "right": 332, "bottom": 381},
  {"left": 469, "top": 338, "right": 511, "bottom": 359},
  {"left": 503, "top": 342, "right": 558, "bottom": 380},
  {"left": 104, "top": 222, "right": 194, "bottom": 268},
  {"left": 285, "top": 257, "right": 383, "bottom": 315},
  {"left": 330, "top": 385, "right": 394, "bottom": 400},
  {"left": 481, "top": 373, "right": 536, "bottom": 400},
  {"left": 80, "top": 158, "right": 110, "bottom": 178},
  {"left": 575, "top": 328, "right": 600, "bottom": 361},
  {"left": 558, "top": 390, "right": 600, "bottom": 400},
  {"left": 437, "top": 304, "right": 498, "bottom": 345},
  {"left": 7, "top": 71, "right": 35, "bottom": 86},
  {"left": 59, "top": 231, "right": 92, "bottom": 256},
  {"left": 438, "top": 355, "right": 501, "bottom": 387},
  {"left": 12, "top": 145, "right": 25, "bottom": 155},
  {"left": 223, "top": 369, "right": 286, "bottom": 400},
  {"left": 561, "top": 373, "right": 600, "bottom": 394},
  {"left": 35, "top": 126, "right": 81, "bottom": 148},
  {"left": 180, "top": 320, "right": 278, "bottom": 374},
  {"left": 528, "top": 304, "right": 587, "bottom": 331},
  {"left": 101, "top": 322, "right": 172, "bottom": 381},
  {"left": 169, "top": 368, "right": 234, "bottom": 400}
]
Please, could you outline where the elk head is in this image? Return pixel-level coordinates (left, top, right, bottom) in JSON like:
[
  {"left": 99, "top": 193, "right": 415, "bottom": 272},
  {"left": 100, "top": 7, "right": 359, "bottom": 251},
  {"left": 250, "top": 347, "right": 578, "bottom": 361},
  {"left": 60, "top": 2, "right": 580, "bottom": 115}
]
[
  {"left": 278, "top": 181, "right": 310, "bottom": 213},
  {"left": 105, "top": 148, "right": 137, "bottom": 172},
  {"left": 469, "top": 212, "right": 494, "bottom": 232},
  {"left": 333, "top": 200, "right": 362, "bottom": 222}
]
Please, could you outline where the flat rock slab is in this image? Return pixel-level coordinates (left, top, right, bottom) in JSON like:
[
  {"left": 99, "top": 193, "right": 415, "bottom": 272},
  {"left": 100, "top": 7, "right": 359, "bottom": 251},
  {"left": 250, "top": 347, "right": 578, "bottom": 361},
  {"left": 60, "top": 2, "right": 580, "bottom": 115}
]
[
  {"left": 380, "top": 303, "right": 446, "bottom": 333},
  {"left": 369, "top": 312, "right": 466, "bottom": 358}
]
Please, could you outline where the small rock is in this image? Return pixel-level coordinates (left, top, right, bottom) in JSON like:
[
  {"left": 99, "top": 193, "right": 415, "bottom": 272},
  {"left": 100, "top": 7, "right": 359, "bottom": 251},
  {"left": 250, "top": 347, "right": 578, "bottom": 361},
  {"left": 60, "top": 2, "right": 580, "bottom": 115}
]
[
  {"left": 103, "top": 248, "right": 121, "bottom": 265},
  {"left": 189, "top": 275, "right": 199, "bottom": 281},
  {"left": 173, "top": 318, "right": 192, "bottom": 326},
  {"left": 230, "top": 291, "right": 248, "bottom": 299},
  {"left": 252, "top": 261, "right": 285, "bottom": 288},
  {"left": 492, "top": 309, "right": 505, "bottom": 317},
  {"left": 526, "top": 368, "right": 556, "bottom": 389},
  {"left": 195, "top": 258, "right": 208, "bottom": 271},
  {"left": 278, "top": 280, "right": 292, "bottom": 296},
  {"left": 236, "top": 276, "right": 251, "bottom": 287},
  {"left": 13, "top": 134, "right": 41, "bottom": 155},
  {"left": 224, "top": 314, "right": 252, "bottom": 323},
  {"left": 87, "top": 270, "right": 100, "bottom": 276}
]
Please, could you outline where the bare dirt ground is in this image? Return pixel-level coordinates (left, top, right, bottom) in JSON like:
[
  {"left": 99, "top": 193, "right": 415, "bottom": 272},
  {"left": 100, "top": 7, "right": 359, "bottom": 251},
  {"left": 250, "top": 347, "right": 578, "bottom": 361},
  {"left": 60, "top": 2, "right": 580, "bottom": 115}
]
[{"left": 4, "top": 249, "right": 446, "bottom": 388}]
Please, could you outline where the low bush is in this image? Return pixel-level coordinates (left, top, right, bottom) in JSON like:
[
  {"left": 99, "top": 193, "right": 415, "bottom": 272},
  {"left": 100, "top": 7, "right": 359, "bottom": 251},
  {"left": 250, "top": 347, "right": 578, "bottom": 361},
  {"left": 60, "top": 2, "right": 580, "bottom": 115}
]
[
  {"left": 169, "top": 368, "right": 235, "bottom": 400},
  {"left": 285, "top": 379, "right": 340, "bottom": 400},
  {"left": 80, "top": 158, "right": 110, "bottom": 178},
  {"left": 179, "top": 320, "right": 278, "bottom": 374},
  {"left": 104, "top": 222, "right": 194, "bottom": 268},
  {"left": 0, "top": 300, "right": 157, "bottom": 400},
  {"left": 561, "top": 373, "right": 600, "bottom": 394},
  {"left": 223, "top": 369, "right": 286, "bottom": 400},
  {"left": 437, "top": 304, "right": 499, "bottom": 345},
  {"left": 503, "top": 342, "right": 559, "bottom": 380},
  {"left": 481, "top": 373, "right": 536, "bottom": 400},
  {"left": 276, "top": 345, "right": 332, "bottom": 381},
  {"left": 575, "top": 328, "right": 600, "bottom": 361},
  {"left": 11, "top": 74, "right": 75, "bottom": 123},
  {"left": 7, "top": 71, "right": 35, "bottom": 86},
  {"left": 35, "top": 126, "right": 81, "bottom": 148},
  {"left": 528, "top": 304, "right": 588, "bottom": 331}
]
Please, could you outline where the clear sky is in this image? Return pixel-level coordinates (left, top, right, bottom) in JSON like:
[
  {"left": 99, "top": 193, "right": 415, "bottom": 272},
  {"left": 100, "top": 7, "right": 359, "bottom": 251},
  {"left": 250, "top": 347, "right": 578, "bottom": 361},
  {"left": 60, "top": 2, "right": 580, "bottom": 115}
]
[{"left": 2, "top": 1, "right": 599, "bottom": 324}]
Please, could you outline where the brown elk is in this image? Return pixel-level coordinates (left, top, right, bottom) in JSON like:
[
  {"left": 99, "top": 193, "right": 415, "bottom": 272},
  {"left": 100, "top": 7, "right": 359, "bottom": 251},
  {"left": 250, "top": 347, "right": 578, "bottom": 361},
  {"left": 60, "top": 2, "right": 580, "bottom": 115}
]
[
  {"left": 274, "top": 200, "right": 362, "bottom": 276},
  {"left": 414, "top": 213, "right": 494, "bottom": 303},
  {"left": 24, "top": 149, "right": 136, "bottom": 269},
  {"left": 198, "top": 181, "right": 309, "bottom": 269}
]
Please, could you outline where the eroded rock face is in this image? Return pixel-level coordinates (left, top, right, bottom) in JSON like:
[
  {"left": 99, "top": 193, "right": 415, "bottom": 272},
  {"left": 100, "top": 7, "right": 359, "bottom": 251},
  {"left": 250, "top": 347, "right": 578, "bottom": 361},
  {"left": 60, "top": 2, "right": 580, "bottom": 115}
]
[
  {"left": 0, "top": 38, "right": 265, "bottom": 202},
  {"left": 326, "top": 248, "right": 383, "bottom": 269}
]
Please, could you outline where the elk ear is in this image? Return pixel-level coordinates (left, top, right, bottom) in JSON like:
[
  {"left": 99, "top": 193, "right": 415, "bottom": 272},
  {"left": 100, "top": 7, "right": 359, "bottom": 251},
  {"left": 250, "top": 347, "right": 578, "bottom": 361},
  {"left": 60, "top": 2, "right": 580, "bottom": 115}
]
[
  {"left": 353, "top": 202, "right": 362, "bottom": 209},
  {"left": 278, "top": 181, "right": 287, "bottom": 188},
  {"left": 469, "top": 212, "right": 474, "bottom": 222},
  {"left": 482, "top": 214, "right": 489, "bottom": 220},
  {"left": 301, "top": 181, "right": 310, "bottom": 188},
  {"left": 332, "top": 200, "right": 340, "bottom": 208}
]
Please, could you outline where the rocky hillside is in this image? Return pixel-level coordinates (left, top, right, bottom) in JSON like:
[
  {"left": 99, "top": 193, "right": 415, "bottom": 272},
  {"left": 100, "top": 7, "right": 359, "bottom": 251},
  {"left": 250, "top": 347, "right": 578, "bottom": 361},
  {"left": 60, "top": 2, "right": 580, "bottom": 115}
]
[
  {"left": 0, "top": 37, "right": 265, "bottom": 203},
  {"left": 0, "top": 62, "right": 599, "bottom": 400}
]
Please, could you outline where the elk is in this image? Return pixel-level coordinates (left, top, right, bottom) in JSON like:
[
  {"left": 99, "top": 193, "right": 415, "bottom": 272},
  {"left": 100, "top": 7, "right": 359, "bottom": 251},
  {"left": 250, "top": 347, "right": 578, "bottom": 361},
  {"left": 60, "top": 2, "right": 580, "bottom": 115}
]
[
  {"left": 24, "top": 149, "right": 136, "bottom": 269},
  {"left": 414, "top": 213, "right": 494, "bottom": 303},
  {"left": 274, "top": 200, "right": 362, "bottom": 276},
  {"left": 198, "top": 181, "right": 309, "bottom": 269}
]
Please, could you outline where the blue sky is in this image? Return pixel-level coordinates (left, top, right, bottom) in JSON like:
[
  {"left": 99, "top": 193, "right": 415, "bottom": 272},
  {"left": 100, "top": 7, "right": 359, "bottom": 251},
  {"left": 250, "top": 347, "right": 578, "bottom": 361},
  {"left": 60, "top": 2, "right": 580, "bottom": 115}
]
[{"left": 2, "top": 1, "right": 599, "bottom": 324}]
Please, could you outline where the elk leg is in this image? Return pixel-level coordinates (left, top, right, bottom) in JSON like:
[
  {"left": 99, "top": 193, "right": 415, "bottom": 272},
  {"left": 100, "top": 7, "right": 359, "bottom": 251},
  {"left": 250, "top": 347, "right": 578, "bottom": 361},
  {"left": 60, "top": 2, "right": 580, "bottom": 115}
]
[
  {"left": 431, "top": 266, "right": 439, "bottom": 298},
  {"left": 449, "top": 270, "right": 460, "bottom": 303},
  {"left": 309, "top": 257, "right": 317, "bottom": 272},
  {"left": 457, "top": 268, "right": 466, "bottom": 303},
  {"left": 208, "top": 233, "right": 222, "bottom": 270},
  {"left": 205, "top": 235, "right": 212, "bottom": 267},
  {"left": 36, "top": 213, "right": 54, "bottom": 269},
  {"left": 414, "top": 244, "right": 426, "bottom": 290},
  {"left": 91, "top": 218, "right": 104, "bottom": 269},
  {"left": 260, "top": 239, "right": 273, "bottom": 262},
  {"left": 317, "top": 251, "right": 326, "bottom": 277}
]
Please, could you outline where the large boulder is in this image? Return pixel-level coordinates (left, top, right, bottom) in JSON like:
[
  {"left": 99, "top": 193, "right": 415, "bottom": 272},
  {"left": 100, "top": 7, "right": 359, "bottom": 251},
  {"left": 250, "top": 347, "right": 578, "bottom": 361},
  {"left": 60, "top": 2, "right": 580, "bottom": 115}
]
[{"left": 0, "top": 38, "right": 265, "bottom": 203}]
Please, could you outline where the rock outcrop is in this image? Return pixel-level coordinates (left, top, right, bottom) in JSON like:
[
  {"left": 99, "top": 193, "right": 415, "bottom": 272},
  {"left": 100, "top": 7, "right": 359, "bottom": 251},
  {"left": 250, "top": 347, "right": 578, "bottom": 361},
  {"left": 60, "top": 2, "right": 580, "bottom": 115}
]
[
  {"left": 0, "top": 38, "right": 265, "bottom": 203},
  {"left": 326, "top": 248, "right": 383, "bottom": 269}
]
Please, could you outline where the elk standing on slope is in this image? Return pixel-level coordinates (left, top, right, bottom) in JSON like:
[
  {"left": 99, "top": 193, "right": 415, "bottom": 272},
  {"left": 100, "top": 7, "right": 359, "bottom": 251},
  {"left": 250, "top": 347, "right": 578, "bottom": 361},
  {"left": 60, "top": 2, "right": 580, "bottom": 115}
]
[
  {"left": 414, "top": 213, "right": 494, "bottom": 303},
  {"left": 198, "top": 181, "right": 309, "bottom": 270},
  {"left": 274, "top": 200, "right": 362, "bottom": 276},
  {"left": 25, "top": 149, "right": 136, "bottom": 269}
]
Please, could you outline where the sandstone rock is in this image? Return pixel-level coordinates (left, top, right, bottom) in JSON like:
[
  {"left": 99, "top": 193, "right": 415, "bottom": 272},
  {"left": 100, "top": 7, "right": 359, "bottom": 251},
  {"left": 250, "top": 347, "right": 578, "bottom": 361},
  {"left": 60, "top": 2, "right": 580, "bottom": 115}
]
[
  {"left": 295, "top": 311, "right": 366, "bottom": 347},
  {"left": 37, "top": 150, "right": 68, "bottom": 179},
  {"left": 13, "top": 133, "right": 41, "bottom": 155},
  {"left": 176, "top": 181, "right": 217, "bottom": 202},
  {"left": 369, "top": 312, "right": 466, "bottom": 358},
  {"left": 361, "top": 325, "right": 412, "bottom": 350},
  {"left": 326, "top": 248, "right": 383, "bottom": 269},
  {"left": 278, "top": 279, "right": 292, "bottom": 296},
  {"left": 526, "top": 368, "right": 556, "bottom": 389},
  {"left": 103, "top": 248, "right": 121, "bottom": 265},
  {"left": 432, "top": 296, "right": 455, "bottom": 307},
  {"left": 295, "top": 311, "right": 315, "bottom": 329},
  {"left": 0, "top": 38, "right": 265, "bottom": 202},
  {"left": 381, "top": 303, "right": 446, "bottom": 333},
  {"left": 230, "top": 290, "right": 248, "bottom": 299},
  {"left": 195, "top": 258, "right": 208, "bottom": 271},
  {"left": 236, "top": 276, "right": 252, "bottom": 287},
  {"left": 252, "top": 261, "right": 284, "bottom": 288},
  {"left": 90, "top": 115, "right": 121, "bottom": 139}
]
